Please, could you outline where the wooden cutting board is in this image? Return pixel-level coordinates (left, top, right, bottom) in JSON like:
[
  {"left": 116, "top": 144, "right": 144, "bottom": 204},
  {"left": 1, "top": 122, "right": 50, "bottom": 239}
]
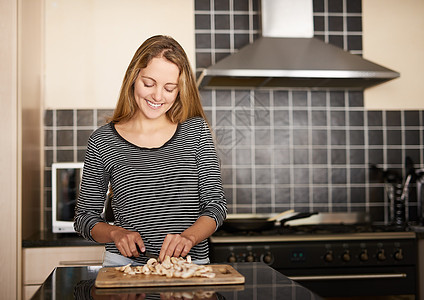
[{"left": 95, "top": 264, "right": 245, "bottom": 288}]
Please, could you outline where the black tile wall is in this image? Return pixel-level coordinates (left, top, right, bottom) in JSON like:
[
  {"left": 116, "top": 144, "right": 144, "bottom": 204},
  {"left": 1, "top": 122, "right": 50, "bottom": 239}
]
[{"left": 42, "top": 0, "right": 423, "bottom": 231}]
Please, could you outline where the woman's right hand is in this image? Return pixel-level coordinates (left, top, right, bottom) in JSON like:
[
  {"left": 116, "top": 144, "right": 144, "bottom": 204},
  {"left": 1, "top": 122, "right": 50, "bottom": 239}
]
[
  {"left": 109, "top": 226, "right": 145, "bottom": 258},
  {"left": 91, "top": 222, "right": 146, "bottom": 257}
]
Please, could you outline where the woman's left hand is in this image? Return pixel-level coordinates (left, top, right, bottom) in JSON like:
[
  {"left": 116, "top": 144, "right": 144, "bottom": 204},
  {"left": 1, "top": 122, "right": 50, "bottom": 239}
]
[
  {"left": 159, "top": 216, "right": 216, "bottom": 261},
  {"left": 159, "top": 233, "right": 195, "bottom": 261}
]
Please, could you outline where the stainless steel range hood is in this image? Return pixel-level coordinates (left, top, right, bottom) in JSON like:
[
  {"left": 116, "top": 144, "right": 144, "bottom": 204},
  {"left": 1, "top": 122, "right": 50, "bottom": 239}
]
[{"left": 197, "top": 0, "right": 399, "bottom": 89}]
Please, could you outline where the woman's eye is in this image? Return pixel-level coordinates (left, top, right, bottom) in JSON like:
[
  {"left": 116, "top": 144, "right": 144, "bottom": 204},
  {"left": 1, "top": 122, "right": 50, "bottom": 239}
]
[
  {"left": 144, "top": 83, "right": 153, "bottom": 88},
  {"left": 165, "top": 88, "right": 175, "bottom": 93}
]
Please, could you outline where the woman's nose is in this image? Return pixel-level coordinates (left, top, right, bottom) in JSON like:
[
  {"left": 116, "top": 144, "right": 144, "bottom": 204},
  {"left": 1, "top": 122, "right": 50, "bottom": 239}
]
[{"left": 152, "top": 87, "right": 162, "bottom": 101}]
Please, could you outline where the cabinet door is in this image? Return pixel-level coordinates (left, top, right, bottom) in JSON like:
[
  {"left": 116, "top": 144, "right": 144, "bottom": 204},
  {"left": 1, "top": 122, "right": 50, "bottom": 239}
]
[
  {"left": 23, "top": 246, "right": 104, "bottom": 285},
  {"left": 23, "top": 285, "right": 40, "bottom": 300}
]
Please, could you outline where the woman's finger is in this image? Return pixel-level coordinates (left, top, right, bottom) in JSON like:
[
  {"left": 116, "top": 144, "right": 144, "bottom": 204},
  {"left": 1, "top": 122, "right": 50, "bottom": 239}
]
[
  {"left": 128, "top": 243, "right": 139, "bottom": 257},
  {"left": 117, "top": 240, "right": 132, "bottom": 257},
  {"left": 180, "top": 242, "right": 192, "bottom": 258},
  {"left": 159, "top": 234, "right": 173, "bottom": 261},
  {"left": 160, "top": 234, "right": 194, "bottom": 260},
  {"left": 136, "top": 240, "right": 145, "bottom": 254},
  {"left": 128, "top": 232, "right": 145, "bottom": 257},
  {"left": 112, "top": 229, "right": 144, "bottom": 257},
  {"left": 166, "top": 235, "right": 182, "bottom": 257},
  {"left": 178, "top": 236, "right": 194, "bottom": 258}
]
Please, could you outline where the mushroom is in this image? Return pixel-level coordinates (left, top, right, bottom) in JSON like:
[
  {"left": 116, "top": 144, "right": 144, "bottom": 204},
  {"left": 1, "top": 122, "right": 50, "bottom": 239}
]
[
  {"left": 114, "top": 263, "right": 131, "bottom": 272},
  {"left": 142, "top": 264, "right": 151, "bottom": 275},
  {"left": 113, "top": 255, "right": 216, "bottom": 279},
  {"left": 162, "top": 255, "right": 172, "bottom": 269},
  {"left": 147, "top": 258, "right": 157, "bottom": 266},
  {"left": 180, "top": 268, "right": 195, "bottom": 279}
]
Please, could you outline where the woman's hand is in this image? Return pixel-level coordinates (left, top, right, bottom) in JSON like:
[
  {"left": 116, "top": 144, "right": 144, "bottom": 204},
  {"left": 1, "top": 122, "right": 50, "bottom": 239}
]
[
  {"left": 158, "top": 216, "right": 217, "bottom": 261},
  {"left": 159, "top": 233, "right": 195, "bottom": 262},
  {"left": 91, "top": 222, "right": 146, "bottom": 258},
  {"left": 110, "top": 226, "right": 146, "bottom": 257}
]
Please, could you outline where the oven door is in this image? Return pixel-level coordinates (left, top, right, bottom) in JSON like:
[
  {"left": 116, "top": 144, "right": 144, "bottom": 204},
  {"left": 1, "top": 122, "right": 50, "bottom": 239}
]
[{"left": 281, "top": 266, "right": 417, "bottom": 298}]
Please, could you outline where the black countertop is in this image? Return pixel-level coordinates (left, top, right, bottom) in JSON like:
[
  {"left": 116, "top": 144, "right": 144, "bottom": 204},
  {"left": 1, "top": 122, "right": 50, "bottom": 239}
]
[
  {"left": 23, "top": 231, "right": 101, "bottom": 248},
  {"left": 23, "top": 226, "right": 424, "bottom": 248},
  {"left": 31, "top": 262, "right": 322, "bottom": 300},
  {"left": 410, "top": 225, "right": 424, "bottom": 239}
]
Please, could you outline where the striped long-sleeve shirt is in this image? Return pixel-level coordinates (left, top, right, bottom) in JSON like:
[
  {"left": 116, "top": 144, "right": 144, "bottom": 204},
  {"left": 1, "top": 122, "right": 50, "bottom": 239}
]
[{"left": 74, "top": 117, "right": 227, "bottom": 264}]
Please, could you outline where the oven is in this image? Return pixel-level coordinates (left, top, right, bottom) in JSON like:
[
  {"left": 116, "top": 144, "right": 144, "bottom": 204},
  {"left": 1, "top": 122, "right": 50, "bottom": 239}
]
[{"left": 209, "top": 217, "right": 418, "bottom": 299}]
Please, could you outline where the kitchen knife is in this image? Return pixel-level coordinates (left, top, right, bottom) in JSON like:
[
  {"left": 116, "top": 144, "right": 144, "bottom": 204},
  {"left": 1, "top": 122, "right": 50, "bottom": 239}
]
[{"left": 133, "top": 244, "right": 159, "bottom": 260}]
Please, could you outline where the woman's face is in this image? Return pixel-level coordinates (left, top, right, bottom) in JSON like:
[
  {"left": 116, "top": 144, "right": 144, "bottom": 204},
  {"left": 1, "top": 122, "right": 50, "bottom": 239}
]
[{"left": 134, "top": 56, "right": 180, "bottom": 121}]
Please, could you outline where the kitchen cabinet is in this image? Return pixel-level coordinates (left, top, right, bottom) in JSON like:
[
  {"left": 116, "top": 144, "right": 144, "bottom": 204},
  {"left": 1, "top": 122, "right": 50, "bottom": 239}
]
[
  {"left": 44, "top": 0, "right": 195, "bottom": 109},
  {"left": 363, "top": 0, "right": 424, "bottom": 109},
  {"left": 1, "top": 0, "right": 20, "bottom": 299},
  {"left": 23, "top": 246, "right": 104, "bottom": 300},
  {"left": 1, "top": 0, "right": 43, "bottom": 298}
]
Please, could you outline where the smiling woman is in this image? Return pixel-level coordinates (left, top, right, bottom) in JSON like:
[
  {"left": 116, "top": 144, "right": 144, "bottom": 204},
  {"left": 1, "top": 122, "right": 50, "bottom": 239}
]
[
  {"left": 116, "top": 56, "right": 181, "bottom": 148},
  {"left": 74, "top": 35, "right": 227, "bottom": 267}
]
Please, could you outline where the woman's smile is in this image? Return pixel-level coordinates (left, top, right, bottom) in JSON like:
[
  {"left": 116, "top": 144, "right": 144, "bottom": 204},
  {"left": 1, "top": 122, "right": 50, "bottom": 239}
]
[{"left": 146, "top": 99, "right": 163, "bottom": 109}]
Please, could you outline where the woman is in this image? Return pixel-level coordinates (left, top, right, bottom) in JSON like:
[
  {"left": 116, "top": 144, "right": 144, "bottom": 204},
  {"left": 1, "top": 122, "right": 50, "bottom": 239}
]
[{"left": 74, "top": 35, "right": 227, "bottom": 266}]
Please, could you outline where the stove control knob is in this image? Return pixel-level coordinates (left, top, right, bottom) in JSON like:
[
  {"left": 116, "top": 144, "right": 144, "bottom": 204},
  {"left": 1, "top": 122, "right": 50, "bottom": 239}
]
[
  {"left": 228, "top": 253, "right": 237, "bottom": 263},
  {"left": 359, "top": 250, "right": 369, "bottom": 262},
  {"left": 324, "top": 251, "right": 334, "bottom": 263},
  {"left": 245, "top": 252, "right": 255, "bottom": 262},
  {"left": 394, "top": 249, "right": 403, "bottom": 261},
  {"left": 262, "top": 252, "right": 273, "bottom": 264},
  {"left": 342, "top": 251, "right": 351, "bottom": 262},
  {"left": 377, "top": 249, "right": 386, "bottom": 261}
]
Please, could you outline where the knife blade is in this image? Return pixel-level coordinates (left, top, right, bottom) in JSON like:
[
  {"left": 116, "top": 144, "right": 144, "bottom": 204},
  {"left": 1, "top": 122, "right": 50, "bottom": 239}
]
[{"left": 134, "top": 244, "right": 159, "bottom": 260}]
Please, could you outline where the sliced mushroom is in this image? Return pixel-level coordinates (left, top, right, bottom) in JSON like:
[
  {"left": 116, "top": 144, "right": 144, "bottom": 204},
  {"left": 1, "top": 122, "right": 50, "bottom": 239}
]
[
  {"left": 147, "top": 258, "right": 158, "bottom": 266},
  {"left": 114, "top": 256, "right": 216, "bottom": 279},
  {"left": 162, "top": 255, "right": 172, "bottom": 269}
]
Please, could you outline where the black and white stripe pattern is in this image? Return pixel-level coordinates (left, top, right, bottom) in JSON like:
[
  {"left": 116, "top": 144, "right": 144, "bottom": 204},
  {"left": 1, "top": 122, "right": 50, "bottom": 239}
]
[{"left": 74, "top": 117, "right": 227, "bottom": 264}]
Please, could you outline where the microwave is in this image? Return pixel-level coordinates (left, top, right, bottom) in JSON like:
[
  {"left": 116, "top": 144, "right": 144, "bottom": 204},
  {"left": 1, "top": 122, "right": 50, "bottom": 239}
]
[{"left": 51, "top": 162, "right": 84, "bottom": 233}]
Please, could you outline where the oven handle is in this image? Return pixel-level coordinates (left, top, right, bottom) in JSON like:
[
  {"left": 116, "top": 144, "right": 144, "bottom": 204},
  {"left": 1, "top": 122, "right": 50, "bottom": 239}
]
[{"left": 289, "top": 273, "right": 407, "bottom": 281}]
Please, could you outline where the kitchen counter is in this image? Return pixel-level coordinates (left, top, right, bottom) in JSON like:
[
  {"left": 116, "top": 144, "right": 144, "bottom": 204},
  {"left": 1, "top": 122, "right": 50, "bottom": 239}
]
[
  {"left": 22, "top": 231, "right": 101, "bottom": 247},
  {"left": 410, "top": 225, "right": 424, "bottom": 238},
  {"left": 23, "top": 225, "right": 424, "bottom": 248},
  {"left": 30, "top": 262, "right": 322, "bottom": 300}
]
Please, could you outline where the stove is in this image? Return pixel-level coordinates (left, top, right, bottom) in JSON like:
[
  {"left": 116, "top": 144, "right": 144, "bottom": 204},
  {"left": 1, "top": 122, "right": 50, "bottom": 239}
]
[{"left": 209, "top": 220, "right": 418, "bottom": 298}]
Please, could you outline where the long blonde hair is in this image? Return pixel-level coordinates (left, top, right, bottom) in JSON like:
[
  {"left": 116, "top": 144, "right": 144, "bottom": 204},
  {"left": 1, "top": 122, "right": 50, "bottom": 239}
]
[{"left": 110, "top": 35, "right": 207, "bottom": 124}]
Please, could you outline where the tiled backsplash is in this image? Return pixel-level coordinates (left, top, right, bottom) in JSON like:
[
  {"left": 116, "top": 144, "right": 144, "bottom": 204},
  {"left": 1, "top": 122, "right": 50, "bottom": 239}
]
[
  {"left": 43, "top": 0, "right": 423, "bottom": 230},
  {"left": 43, "top": 104, "right": 424, "bottom": 229},
  {"left": 200, "top": 91, "right": 423, "bottom": 221}
]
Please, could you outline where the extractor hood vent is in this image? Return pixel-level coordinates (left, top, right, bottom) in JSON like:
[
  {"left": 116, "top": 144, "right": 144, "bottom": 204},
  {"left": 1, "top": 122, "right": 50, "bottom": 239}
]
[{"left": 197, "top": 0, "right": 399, "bottom": 89}]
